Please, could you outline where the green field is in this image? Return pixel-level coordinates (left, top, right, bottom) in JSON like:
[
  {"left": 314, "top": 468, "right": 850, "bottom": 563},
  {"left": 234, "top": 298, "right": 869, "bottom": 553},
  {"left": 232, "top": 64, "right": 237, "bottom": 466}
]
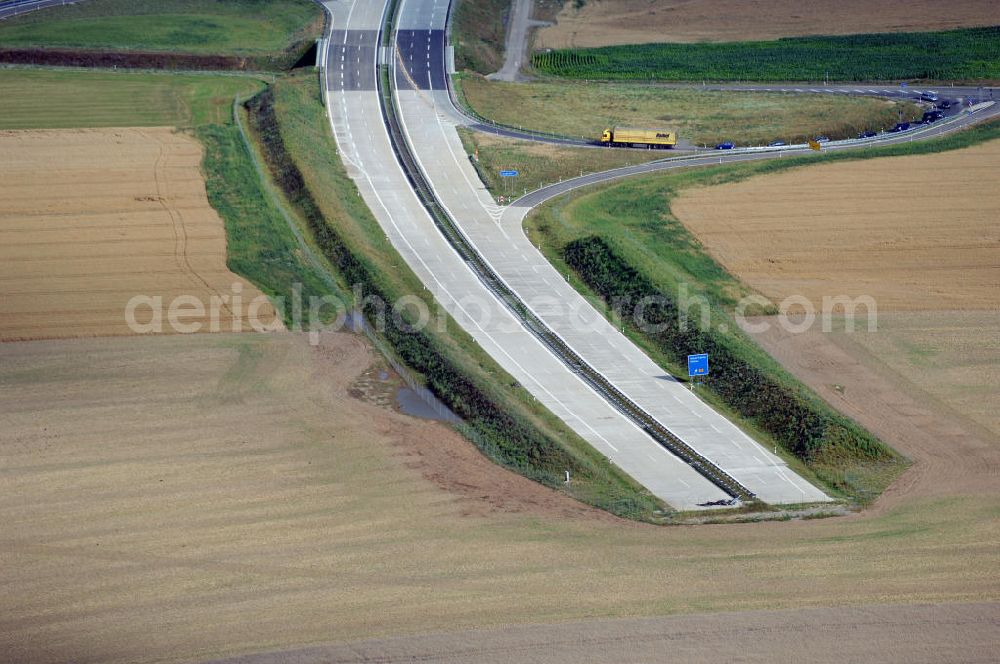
[
  {"left": 0, "top": 68, "right": 264, "bottom": 127},
  {"left": 0, "top": 0, "right": 321, "bottom": 60},
  {"left": 457, "top": 76, "right": 923, "bottom": 146},
  {"left": 533, "top": 26, "right": 1000, "bottom": 82}
]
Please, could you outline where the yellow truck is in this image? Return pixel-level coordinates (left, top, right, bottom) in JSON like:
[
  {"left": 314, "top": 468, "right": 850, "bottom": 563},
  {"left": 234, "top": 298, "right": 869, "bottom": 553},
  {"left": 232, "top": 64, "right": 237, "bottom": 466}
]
[{"left": 600, "top": 127, "right": 677, "bottom": 149}]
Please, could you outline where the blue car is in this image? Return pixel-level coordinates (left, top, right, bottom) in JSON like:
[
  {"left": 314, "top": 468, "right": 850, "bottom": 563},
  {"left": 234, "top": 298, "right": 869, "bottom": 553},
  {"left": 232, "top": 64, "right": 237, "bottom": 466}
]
[
  {"left": 857, "top": 130, "right": 877, "bottom": 139},
  {"left": 715, "top": 142, "right": 735, "bottom": 150},
  {"left": 890, "top": 122, "right": 911, "bottom": 133}
]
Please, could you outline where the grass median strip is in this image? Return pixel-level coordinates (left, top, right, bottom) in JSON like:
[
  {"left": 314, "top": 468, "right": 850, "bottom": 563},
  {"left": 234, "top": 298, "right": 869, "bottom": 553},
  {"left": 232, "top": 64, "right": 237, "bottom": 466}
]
[{"left": 456, "top": 75, "right": 923, "bottom": 146}]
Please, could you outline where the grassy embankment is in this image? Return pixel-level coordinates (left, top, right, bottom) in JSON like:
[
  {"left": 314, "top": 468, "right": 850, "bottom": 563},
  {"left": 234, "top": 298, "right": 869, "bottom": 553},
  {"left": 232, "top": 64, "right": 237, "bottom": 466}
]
[
  {"left": 240, "top": 72, "right": 665, "bottom": 519},
  {"left": 457, "top": 128, "right": 664, "bottom": 195},
  {"left": 0, "top": 0, "right": 322, "bottom": 69},
  {"left": 533, "top": 26, "right": 1000, "bottom": 82},
  {"left": 455, "top": 76, "right": 923, "bottom": 146},
  {"left": 523, "top": 118, "right": 1000, "bottom": 504},
  {"left": 451, "top": 0, "right": 510, "bottom": 74}
]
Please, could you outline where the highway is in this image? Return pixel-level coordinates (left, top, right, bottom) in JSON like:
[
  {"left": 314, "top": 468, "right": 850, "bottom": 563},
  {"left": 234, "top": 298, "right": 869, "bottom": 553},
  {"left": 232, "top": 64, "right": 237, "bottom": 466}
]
[
  {"left": 320, "top": 0, "right": 736, "bottom": 510},
  {"left": 391, "top": 0, "right": 829, "bottom": 505},
  {"left": 327, "top": 0, "right": 1000, "bottom": 506}
]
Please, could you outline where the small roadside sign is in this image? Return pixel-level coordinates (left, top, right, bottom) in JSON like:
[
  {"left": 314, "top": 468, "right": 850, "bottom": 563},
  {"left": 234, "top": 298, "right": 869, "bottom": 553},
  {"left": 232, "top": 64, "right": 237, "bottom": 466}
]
[
  {"left": 687, "top": 353, "right": 709, "bottom": 377},
  {"left": 500, "top": 170, "right": 519, "bottom": 177},
  {"left": 808, "top": 139, "right": 822, "bottom": 151}
]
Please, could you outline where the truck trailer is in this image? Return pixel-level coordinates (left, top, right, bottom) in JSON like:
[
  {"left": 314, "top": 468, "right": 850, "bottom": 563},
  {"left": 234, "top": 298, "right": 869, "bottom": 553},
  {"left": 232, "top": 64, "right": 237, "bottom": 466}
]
[{"left": 600, "top": 127, "right": 676, "bottom": 148}]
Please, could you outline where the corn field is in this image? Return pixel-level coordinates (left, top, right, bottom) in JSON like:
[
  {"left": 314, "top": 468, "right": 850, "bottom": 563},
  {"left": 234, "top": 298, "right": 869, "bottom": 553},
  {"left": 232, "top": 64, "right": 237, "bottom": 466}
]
[{"left": 532, "top": 27, "right": 1000, "bottom": 82}]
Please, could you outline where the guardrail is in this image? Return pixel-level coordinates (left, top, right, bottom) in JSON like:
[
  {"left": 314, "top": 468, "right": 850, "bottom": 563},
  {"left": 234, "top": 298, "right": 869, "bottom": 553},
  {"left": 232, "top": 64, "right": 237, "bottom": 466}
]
[
  {"left": 377, "top": 2, "right": 755, "bottom": 503},
  {"left": 0, "top": 0, "right": 77, "bottom": 18}
]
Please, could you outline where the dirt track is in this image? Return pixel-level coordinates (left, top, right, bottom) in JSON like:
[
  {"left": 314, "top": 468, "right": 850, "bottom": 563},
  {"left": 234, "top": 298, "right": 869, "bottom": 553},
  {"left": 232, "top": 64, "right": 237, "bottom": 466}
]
[
  {"left": 0, "top": 127, "right": 279, "bottom": 340},
  {"left": 536, "top": 0, "right": 1000, "bottom": 48}
]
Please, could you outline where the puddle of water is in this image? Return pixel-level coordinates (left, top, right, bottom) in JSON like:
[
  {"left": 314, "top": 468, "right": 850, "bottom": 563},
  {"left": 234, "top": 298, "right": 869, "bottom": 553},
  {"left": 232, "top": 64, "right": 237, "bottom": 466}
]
[{"left": 396, "top": 386, "right": 462, "bottom": 423}]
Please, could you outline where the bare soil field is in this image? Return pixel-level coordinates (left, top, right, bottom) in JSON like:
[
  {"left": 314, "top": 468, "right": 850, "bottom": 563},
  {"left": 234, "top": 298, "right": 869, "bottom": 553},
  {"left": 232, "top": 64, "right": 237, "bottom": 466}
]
[
  {"left": 0, "top": 127, "right": 279, "bottom": 340},
  {"left": 536, "top": 0, "right": 1000, "bottom": 48},
  {"left": 2, "top": 332, "right": 998, "bottom": 663},
  {"left": 671, "top": 139, "right": 1000, "bottom": 312},
  {"left": 207, "top": 602, "right": 1000, "bottom": 663},
  {"left": 671, "top": 140, "right": 999, "bottom": 512},
  {"left": 745, "top": 313, "right": 1000, "bottom": 514}
]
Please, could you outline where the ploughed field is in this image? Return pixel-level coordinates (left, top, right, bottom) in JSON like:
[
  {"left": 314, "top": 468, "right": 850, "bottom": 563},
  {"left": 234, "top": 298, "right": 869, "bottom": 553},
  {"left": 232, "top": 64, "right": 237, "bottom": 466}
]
[
  {"left": 0, "top": 127, "right": 278, "bottom": 340},
  {"left": 535, "top": 0, "right": 1000, "bottom": 48},
  {"left": 2, "top": 331, "right": 998, "bottom": 664}
]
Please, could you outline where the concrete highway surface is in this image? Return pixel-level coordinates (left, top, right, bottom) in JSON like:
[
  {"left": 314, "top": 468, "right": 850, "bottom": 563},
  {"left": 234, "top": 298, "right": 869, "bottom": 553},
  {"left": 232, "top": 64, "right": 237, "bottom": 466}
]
[
  {"left": 321, "top": 0, "right": 736, "bottom": 510},
  {"left": 391, "top": 0, "right": 829, "bottom": 505}
]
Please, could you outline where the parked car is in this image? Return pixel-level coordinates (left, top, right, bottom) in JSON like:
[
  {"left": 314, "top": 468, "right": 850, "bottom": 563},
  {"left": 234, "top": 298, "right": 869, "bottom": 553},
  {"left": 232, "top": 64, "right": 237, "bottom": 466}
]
[
  {"left": 715, "top": 141, "right": 735, "bottom": 150},
  {"left": 814, "top": 135, "right": 831, "bottom": 143},
  {"left": 919, "top": 92, "right": 939, "bottom": 102},
  {"left": 921, "top": 110, "right": 945, "bottom": 123},
  {"left": 857, "top": 130, "right": 878, "bottom": 139},
  {"left": 890, "top": 122, "right": 911, "bottom": 132},
  {"left": 767, "top": 140, "right": 786, "bottom": 147},
  {"left": 937, "top": 100, "right": 953, "bottom": 110}
]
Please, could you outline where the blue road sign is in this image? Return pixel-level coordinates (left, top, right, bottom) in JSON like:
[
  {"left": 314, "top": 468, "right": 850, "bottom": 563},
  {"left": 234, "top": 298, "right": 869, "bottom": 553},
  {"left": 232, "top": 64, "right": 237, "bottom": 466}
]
[
  {"left": 499, "top": 170, "right": 519, "bottom": 177},
  {"left": 687, "top": 353, "right": 709, "bottom": 377}
]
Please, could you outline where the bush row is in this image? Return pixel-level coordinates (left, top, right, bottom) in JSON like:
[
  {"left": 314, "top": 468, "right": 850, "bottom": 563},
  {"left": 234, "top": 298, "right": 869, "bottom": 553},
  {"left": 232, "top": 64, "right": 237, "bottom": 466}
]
[{"left": 562, "top": 235, "right": 894, "bottom": 463}]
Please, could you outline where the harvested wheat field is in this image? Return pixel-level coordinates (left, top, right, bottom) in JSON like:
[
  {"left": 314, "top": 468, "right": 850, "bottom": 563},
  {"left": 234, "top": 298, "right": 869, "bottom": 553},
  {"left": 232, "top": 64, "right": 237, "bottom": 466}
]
[
  {"left": 671, "top": 140, "right": 1000, "bottom": 312},
  {"left": 0, "top": 127, "right": 279, "bottom": 341},
  {"left": 671, "top": 140, "right": 1000, "bottom": 508},
  {"left": 2, "top": 331, "right": 999, "bottom": 663},
  {"left": 536, "top": 0, "right": 1000, "bottom": 48}
]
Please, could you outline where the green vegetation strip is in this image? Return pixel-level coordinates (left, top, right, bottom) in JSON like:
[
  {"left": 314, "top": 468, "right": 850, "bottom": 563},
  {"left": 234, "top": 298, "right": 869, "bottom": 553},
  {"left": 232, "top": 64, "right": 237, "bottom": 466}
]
[
  {"left": 0, "top": 67, "right": 260, "bottom": 128},
  {"left": 243, "top": 73, "right": 663, "bottom": 519},
  {"left": 0, "top": 0, "right": 322, "bottom": 69},
  {"left": 533, "top": 27, "right": 1000, "bottom": 82}
]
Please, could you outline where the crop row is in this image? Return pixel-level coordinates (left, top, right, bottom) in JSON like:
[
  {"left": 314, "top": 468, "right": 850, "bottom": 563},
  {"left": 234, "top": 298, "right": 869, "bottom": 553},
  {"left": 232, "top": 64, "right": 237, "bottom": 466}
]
[{"left": 533, "top": 27, "right": 1000, "bottom": 82}]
